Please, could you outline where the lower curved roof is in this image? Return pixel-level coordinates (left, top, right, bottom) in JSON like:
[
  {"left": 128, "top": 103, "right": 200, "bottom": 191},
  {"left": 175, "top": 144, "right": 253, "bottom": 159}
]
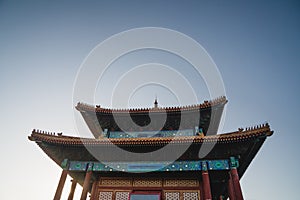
[
  {"left": 29, "top": 123, "right": 272, "bottom": 170},
  {"left": 29, "top": 124, "right": 271, "bottom": 146},
  {"left": 29, "top": 123, "right": 272, "bottom": 197}
]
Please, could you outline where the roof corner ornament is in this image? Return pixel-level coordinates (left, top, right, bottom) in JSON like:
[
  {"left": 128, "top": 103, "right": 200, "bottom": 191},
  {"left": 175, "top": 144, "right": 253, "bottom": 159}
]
[{"left": 265, "top": 122, "right": 269, "bottom": 127}]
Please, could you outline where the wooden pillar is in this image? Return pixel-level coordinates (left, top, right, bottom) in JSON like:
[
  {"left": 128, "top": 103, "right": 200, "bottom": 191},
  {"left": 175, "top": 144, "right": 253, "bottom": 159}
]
[
  {"left": 202, "top": 162, "right": 212, "bottom": 200},
  {"left": 227, "top": 172, "right": 236, "bottom": 200},
  {"left": 80, "top": 171, "right": 92, "bottom": 200},
  {"left": 53, "top": 170, "right": 68, "bottom": 200},
  {"left": 89, "top": 180, "right": 98, "bottom": 200},
  {"left": 199, "top": 182, "right": 204, "bottom": 200},
  {"left": 230, "top": 168, "right": 244, "bottom": 200},
  {"left": 229, "top": 157, "right": 244, "bottom": 200},
  {"left": 67, "top": 179, "right": 77, "bottom": 200}
]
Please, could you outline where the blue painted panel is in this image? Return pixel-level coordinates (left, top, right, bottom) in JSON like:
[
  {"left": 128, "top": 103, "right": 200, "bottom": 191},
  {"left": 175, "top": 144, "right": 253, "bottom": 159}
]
[
  {"left": 127, "top": 163, "right": 164, "bottom": 172},
  {"left": 207, "top": 160, "right": 229, "bottom": 170},
  {"left": 130, "top": 194, "right": 160, "bottom": 200},
  {"left": 108, "top": 129, "right": 194, "bottom": 139},
  {"left": 66, "top": 160, "right": 231, "bottom": 172},
  {"left": 68, "top": 161, "right": 89, "bottom": 171}
]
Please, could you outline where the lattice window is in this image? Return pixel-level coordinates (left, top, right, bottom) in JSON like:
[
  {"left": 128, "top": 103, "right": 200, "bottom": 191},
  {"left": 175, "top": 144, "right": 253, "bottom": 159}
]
[
  {"left": 165, "top": 192, "right": 180, "bottom": 200},
  {"left": 183, "top": 192, "right": 198, "bottom": 200},
  {"left": 164, "top": 179, "right": 199, "bottom": 187},
  {"left": 133, "top": 179, "right": 162, "bottom": 187},
  {"left": 115, "top": 191, "right": 130, "bottom": 200},
  {"left": 99, "top": 191, "right": 113, "bottom": 200},
  {"left": 100, "top": 178, "right": 132, "bottom": 187}
]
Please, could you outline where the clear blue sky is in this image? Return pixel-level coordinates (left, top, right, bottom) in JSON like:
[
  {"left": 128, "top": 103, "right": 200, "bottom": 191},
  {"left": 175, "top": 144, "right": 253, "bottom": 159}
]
[{"left": 0, "top": 1, "right": 299, "bottom": 199}]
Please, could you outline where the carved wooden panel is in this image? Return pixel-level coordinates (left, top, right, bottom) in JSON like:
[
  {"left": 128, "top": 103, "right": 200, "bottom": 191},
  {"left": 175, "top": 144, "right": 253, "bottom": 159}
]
[
  {"left": 100, "top": 178, "right": 132, "bottom": 187},
  {"left": 183, "top": 191, "right": 199, "bottom": 200},
  {"left": 164, "top": 190, "right": 200, "bottom": 200},
  {"left": 98, "top": 191, "right": 113, "bottom": 200},
  {"left": 164, "top": 179, "right": 199, "bottom": 187},
  {"left": 115, "top": 191, "right": 130, "bottom": 200},
  {"left": 133, "top": 178, "right": 162, "bottom": 187},
  {"left": 165, "top": 191, "right": 180, "bottom": 200}
]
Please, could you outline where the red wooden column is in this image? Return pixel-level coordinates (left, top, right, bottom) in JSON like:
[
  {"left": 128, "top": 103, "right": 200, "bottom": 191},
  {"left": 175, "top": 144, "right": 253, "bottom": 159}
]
[
  {"left": 53, "top": 170, "right": 68, "bottom": 200},
  {"left": 229, "top": 157, "right": 244, "bottom": 200},
  {"left": 201, "top": 161, "right": 212, "bottom": 200},
  {"left": 227, "top": 172, "right": 236, "bottom": 200},
  {"left": 199, "top": 182, "right": 204, "bottom": 200},
  {"left": 89, "top": 180, "right": 98, "bottom": 200},
  {"left": 230, "top": 168, "right": 244, "bottom": 200},
  {"left": 67, "top": 179, "right": 77, "bottom": 200},
  {"left": 80, "top": 170, "right": 93, "bottom": 200}
]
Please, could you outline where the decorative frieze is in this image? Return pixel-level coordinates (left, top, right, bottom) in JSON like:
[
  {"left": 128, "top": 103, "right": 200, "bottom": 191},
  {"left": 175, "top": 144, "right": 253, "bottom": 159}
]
[
  {"left": 99, "top": 178, "right": 200, "bottom": 188},
  {"left": 65, "top": 159, "right": 232, "bottom": 172}
]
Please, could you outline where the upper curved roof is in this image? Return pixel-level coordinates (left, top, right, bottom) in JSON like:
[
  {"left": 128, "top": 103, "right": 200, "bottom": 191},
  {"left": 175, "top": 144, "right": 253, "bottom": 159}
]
[{"left": 75, "top": 96, "right": 228, "bottom": 138}]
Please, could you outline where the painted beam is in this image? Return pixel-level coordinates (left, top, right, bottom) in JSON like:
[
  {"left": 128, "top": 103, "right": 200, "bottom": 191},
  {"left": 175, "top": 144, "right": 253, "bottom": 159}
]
[{"left": 62, "top": 159, "right": 233, "bottom": 173}]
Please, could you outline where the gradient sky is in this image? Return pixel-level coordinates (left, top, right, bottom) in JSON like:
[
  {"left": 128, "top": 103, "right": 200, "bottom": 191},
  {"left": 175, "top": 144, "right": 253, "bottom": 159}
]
[{"left": 0, "top": 1, "right": 299, "bottom": 199}]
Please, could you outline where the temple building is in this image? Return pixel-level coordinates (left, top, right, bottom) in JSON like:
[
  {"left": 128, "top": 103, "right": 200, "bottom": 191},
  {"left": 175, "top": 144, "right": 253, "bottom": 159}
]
[{"left": 29, "top": 96, "right": 273, "bottom": 200}]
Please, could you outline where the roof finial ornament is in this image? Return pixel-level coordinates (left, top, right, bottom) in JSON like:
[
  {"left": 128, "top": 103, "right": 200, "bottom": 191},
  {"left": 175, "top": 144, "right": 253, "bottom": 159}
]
[{"left": 154, "top": 95, "right": 158, "bottom": 109}]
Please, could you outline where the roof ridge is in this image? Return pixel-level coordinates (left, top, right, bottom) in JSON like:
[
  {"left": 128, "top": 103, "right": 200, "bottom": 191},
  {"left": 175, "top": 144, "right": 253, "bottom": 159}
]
[
  {"left": 76, "top": 96, "right": 227, "bottom": 113},
  {"left": 29, "top": 123, "right": 272, "bottom": 145},
  {"left": 219, "top": 123, "right": 272, "bottom": 136}
]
